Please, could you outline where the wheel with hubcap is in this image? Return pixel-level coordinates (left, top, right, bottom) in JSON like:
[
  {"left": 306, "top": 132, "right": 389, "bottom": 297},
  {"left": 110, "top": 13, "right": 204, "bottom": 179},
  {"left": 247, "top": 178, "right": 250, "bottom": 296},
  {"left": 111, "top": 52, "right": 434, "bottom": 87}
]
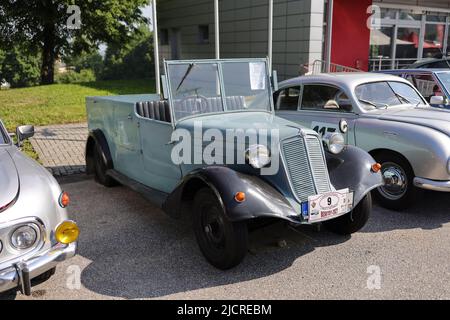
[
  {"left": 193, "top": 188, "right": 248, "bottom": 270},
  {"left": 93, "top": 143, "right": 118, "bottom": 187},
  {"left": 373, "top": 152, "right": 417, "bottom": 210},
  {"left": 324, "top": 193, "right": 372, "bottom": 235}
]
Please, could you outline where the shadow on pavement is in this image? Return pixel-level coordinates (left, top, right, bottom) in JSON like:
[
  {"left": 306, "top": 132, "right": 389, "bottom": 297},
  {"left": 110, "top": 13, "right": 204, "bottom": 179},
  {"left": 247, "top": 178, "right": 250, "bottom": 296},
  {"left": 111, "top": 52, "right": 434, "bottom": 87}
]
[
  {"left": 70, "top": 180, "right": 350, "bottom": 299},
  {"left": 365, "top": 190, "right": 450, "bottom": 233}
]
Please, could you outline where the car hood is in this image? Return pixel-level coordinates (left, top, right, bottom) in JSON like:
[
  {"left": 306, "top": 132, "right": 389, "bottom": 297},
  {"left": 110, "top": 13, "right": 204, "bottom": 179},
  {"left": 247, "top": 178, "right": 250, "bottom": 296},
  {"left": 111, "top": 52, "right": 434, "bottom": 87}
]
[
  {"left": 368, "top": 106, "right": 450, "bottom": 136},
  {"left": 176, "top": 111, "right": 316, "bottom": 139},
  {"left": 0, "top": 148, "right": 20, "bottom": 211}
]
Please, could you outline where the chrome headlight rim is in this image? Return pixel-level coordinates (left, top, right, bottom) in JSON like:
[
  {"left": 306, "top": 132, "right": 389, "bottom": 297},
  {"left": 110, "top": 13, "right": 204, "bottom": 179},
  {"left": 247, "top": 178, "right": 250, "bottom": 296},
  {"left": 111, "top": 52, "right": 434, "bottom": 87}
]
[
  {"left": 246, "top": 144, "right": 271, "bottom": 169},
  {"left": 447, "top": 158, "right": 450, "bottom": 175},
  {"left": 322, "top": 132, "right": 345, "bottom": 155},
  {"left": 9, "top": 223, "right": 40, "bottom": 250}
]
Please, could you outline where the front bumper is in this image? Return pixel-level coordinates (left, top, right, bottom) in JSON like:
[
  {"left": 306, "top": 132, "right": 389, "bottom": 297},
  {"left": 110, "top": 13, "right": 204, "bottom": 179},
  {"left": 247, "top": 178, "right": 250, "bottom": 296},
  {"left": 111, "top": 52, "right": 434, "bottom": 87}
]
[
  {"left": 414, "top": 177, "right": 450, "bottom": 192},
  {"left": 0, "top": 242, "right": 77, "bottom": 295}
]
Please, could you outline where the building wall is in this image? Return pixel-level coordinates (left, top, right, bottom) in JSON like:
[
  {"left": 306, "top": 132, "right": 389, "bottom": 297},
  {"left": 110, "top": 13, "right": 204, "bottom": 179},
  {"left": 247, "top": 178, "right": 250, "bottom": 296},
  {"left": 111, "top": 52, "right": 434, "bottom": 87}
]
[
  {"left": 330, "top": 0, "right": 372, "bottom": 71},
  {"left": 157, "top": 0, "right": 325, "bottom": 80}
]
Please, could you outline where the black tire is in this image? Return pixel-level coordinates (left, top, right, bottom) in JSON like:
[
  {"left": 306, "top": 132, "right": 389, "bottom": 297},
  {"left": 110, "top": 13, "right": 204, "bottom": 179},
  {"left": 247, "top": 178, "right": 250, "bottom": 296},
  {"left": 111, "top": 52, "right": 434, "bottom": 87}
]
[
  {"left": 93, "top": 143, "right": 117, "bottom": 187},
  {"left": 372, "top": 152, "right": 417, "bottom": 210},
  {"left": 193, "top": 188, "right": 248, "bottom": 270},
  {"left": 324, "top": 193, "right": 372, "bottom": 235}
]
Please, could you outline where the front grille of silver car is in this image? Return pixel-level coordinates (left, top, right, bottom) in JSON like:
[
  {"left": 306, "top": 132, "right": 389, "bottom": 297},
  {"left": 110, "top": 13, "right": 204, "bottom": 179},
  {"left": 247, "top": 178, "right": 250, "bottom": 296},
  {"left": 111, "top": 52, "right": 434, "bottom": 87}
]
[{"left": 282, "top": 135, "right": 331, "bottom": 202}]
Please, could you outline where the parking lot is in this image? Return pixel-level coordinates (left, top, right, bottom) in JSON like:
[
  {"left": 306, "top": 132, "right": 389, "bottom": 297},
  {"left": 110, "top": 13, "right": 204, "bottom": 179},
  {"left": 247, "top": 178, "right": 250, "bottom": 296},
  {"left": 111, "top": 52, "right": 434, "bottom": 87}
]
[{"left": 3, "top": 176, "right": 450, "bottom": 300}]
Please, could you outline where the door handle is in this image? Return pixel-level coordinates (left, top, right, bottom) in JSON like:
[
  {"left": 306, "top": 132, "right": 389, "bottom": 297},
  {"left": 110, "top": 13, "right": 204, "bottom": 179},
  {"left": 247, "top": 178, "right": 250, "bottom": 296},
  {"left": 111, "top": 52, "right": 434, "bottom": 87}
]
[
  {"left": 127, "top": 114, "right": 132, "bottom": 120},
  {"left": 166, "top": 140, "right": 177, "bottom": 145}
]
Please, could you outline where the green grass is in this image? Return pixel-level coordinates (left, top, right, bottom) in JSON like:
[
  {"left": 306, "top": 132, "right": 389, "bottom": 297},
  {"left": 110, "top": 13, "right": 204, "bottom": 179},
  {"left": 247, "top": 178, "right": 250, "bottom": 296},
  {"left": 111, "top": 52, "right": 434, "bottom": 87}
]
[
  {"left": 0, "top": 78, "right": 155, "bottom": 160},
  {"left": 0, "top": 78, "right": 156, "bottom": 131}
]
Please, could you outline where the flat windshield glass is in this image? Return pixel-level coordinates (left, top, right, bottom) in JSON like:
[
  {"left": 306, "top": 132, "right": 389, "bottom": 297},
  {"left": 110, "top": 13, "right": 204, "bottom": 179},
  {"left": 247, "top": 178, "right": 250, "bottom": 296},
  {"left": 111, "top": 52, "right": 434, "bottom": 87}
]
[
  {"left": 168, "top": 63, "right": 222, "bottom": 120},
  {"left": 222, "top": 62, "right": 271, "bottom": 112},
  {"left": 167, "top": 60, "right": 271, "bottom": 121},
  {"left": 436, "top": 72, "right": 450, "bottom": 94},
  {"left": 355, "top": 81, "right": 424, "bottom": 110}
]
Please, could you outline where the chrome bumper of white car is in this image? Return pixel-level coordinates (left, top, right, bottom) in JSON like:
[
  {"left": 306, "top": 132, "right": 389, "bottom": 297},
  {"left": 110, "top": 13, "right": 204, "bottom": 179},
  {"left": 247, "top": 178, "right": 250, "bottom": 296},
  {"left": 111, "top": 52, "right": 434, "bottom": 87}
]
[
  {"left": 414, "top": 177, "right": 450, "bottom": 192},
  {"left": 0, "top": 242, "right": 77, "bottom": 295}
]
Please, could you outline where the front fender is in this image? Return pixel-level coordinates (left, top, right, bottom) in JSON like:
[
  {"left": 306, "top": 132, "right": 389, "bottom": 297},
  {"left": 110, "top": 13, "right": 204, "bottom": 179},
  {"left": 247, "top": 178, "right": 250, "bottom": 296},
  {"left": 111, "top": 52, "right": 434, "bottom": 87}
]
[
  {"left": 163, "top": 166, "right": 298, "bottom": 222},
  {"left": 326, "top": 145, "right": 383, "bottom": 205}
]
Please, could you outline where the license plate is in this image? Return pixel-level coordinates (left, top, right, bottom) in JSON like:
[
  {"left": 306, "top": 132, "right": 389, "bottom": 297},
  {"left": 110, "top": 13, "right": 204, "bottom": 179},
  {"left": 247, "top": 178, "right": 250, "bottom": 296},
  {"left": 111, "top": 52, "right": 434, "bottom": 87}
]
[{"left": 308, "top": 188, "right": 354, "bottom": 223}]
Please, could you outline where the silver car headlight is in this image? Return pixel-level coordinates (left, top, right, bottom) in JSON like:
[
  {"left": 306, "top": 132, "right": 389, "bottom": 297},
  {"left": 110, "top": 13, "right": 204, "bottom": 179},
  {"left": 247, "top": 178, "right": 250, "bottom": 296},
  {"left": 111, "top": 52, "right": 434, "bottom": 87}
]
[
  {"left": 10, "top": 224, "right": 38, "bottom": 250},
  {"left": 322, "top": 132, "right": 345, "bottom": 155},
  {"left": 246, "top": 144, "right": 271, "bottom": 169}
]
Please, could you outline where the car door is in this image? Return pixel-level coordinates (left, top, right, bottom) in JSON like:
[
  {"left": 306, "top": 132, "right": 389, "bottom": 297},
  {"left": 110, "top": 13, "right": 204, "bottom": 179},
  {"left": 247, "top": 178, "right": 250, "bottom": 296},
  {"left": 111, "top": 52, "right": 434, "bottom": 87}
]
[
  {"left": 138, "top": 116, "right": 182, "bottom": 194},
  {"left": 113, "top": 102, "right": 143, "bottom": 181},
  {"left": 276, "top": 84, "right": 357, "bottom": 144}
]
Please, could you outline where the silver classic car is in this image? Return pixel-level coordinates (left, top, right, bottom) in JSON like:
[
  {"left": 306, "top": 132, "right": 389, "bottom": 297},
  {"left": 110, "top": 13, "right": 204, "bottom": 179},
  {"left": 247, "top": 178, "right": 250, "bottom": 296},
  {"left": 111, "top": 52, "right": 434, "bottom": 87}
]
[
  {"left": 0, "top": 121, "right": 79, "bottom": 296},
  {"left": 86, "top": 59, "right": 382, "bottom": 269},
  {"left": 274, "top": 72, "right": 450, "bottom": 210}
]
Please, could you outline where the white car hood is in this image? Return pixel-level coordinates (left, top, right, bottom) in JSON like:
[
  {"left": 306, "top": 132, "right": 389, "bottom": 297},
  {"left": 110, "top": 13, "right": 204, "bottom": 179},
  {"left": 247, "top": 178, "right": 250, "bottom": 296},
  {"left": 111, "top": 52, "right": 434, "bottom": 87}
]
[
  {"left": 0, "top": 148, "right": 19, "bottom": 211},
  {"left": 374, "top": 106, "right": 450, "bottom": 137}
]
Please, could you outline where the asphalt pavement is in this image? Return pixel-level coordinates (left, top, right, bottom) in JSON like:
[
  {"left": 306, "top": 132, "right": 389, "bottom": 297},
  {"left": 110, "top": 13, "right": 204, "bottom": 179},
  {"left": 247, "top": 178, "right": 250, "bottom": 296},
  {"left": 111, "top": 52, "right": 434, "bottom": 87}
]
[{"left": 3, "top": 176, "right": 450, "bottom": 300}]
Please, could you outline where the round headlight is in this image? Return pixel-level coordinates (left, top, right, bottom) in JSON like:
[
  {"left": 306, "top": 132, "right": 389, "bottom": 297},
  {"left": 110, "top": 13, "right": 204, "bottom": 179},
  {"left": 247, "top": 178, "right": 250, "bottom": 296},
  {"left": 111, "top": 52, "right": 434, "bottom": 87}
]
[
  {"left": 11, "top": 225, "right": 38, "bottom": 250},
  {"left": 323, "top": 133, "right": 345, "bottom": 155},
  {"left": 55, "top": 220, "right": 79, "bottom": 244},
  {"left": 246, "top": 144, "right": 271, "bottom": 169}
]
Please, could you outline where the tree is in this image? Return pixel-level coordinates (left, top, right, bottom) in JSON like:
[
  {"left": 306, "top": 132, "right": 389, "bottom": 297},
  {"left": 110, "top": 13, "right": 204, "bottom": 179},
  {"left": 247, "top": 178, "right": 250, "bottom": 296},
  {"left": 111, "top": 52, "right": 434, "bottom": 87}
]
[
  {"left": 102, "top": 24, "right": 154, "bottom": 80},
  {"left": 0, "top": 46, "right": 41, "bottom": 87},
  {"left": 0, "top": 0, "right": 149, "bottom": 85}
]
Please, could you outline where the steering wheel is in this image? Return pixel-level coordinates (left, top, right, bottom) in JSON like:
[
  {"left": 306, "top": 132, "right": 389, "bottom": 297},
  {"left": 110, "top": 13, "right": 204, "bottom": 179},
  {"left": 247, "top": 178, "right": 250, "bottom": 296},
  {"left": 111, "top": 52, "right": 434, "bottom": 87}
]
[{"left": 181, "top": 94, "right": 210, "bottom": 114}]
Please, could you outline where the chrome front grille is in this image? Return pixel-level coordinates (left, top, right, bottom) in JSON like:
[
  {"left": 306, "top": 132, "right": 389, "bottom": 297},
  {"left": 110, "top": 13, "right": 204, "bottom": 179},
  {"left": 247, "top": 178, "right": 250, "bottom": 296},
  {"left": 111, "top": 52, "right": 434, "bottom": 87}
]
[
  {"left": 282, "top": 135, "right": 331, "bottom": 202},
  {"left": 305, "top": 135, "right": 332, "bottom": 194}
]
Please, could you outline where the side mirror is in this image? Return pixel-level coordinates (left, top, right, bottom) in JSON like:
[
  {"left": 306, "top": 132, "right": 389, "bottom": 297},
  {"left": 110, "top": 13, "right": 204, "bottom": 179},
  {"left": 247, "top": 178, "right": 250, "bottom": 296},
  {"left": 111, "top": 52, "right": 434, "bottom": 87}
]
[
  {"left": 430, "top": 95, "right": 446, "bottom": 105},
  {"left": 16, "top": 125, "right": 34, "bottom": 146}
]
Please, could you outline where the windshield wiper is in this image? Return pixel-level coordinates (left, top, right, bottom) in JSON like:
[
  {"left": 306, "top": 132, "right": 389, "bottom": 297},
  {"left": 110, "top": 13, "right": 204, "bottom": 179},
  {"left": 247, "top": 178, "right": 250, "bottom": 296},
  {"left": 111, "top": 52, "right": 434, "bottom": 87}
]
[
  {"left": 394, "top": 92, "right": 412, "bottom": 105},
  {"left": 358, "top": 98, "right": 387, "bottom": 109},
  {"left": 176, "top": 63, "right": 195, "bottom": 92}
]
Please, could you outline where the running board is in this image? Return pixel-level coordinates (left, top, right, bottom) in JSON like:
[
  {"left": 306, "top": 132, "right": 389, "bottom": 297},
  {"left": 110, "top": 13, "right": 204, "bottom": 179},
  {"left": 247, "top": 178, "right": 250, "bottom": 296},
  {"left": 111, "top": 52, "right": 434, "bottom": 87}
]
[{"left": 106, "top": 169, "right": 168, "bottom": 207}]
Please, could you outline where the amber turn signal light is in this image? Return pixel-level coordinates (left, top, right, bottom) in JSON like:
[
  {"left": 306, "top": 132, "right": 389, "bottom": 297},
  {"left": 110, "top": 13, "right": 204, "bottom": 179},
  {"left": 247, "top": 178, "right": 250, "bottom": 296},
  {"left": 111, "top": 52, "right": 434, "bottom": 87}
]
[
  {"left": 371, "top": 163, "right": 382, "bottom": 173},
  {"left": 59, "top": 192, "right": 70, "bottom": 208},
  {"left": 234, "top": 192, "right": 246, "bottom": 203}
]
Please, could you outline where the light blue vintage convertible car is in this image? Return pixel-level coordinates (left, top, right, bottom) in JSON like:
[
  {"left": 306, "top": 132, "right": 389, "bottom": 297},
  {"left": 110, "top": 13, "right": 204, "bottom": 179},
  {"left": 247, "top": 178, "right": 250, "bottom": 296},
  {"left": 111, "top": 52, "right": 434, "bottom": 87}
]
[
  {"left": 85, "top": 59, "right": 382, "bottom": 269},
  {"left": 274, "top": 72, "right": 450, "bottom": 210}
]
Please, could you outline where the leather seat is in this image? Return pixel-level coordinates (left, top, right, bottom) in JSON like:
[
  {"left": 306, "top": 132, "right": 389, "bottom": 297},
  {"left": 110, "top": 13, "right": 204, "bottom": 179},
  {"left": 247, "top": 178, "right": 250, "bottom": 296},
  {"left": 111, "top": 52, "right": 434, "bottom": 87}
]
[{"left": 136, "top": 100, "right": 171, "bottom": 122}]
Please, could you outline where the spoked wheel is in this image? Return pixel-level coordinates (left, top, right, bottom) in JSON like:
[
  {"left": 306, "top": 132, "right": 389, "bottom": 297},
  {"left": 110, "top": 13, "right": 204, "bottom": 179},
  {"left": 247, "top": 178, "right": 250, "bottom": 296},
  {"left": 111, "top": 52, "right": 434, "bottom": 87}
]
[
  {"left": 93, "top": 143, "right": 118, "bottom": 187},
  {"left": 193, "top": 188, "right": 248, "bottom": 270},
  {"left": 373, "top": 153, "right": 417, "bottom": 210}
]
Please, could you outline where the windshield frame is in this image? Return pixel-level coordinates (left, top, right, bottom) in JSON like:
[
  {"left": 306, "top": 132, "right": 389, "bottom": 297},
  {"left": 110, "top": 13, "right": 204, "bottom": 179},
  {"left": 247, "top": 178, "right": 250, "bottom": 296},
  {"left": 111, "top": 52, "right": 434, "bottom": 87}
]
[
  {"left": 164, "top": 58, "right": 274, "bottom": 125},
  {"left": 354, "top": 80, "right": 427, "bottom": 111},
  {"left": 0, "top": 120, "right": 11, "bottom": 145}
]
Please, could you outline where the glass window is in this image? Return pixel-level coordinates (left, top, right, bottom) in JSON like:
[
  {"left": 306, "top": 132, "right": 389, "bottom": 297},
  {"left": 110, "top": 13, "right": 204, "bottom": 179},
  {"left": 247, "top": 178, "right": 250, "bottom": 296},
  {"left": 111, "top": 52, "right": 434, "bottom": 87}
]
[
  {"left": 398, "top": 10, "right": 421, "bottom": 21},
  {"left": 412, "top": 74, "right": 440, "bottom": 101},
  {"left": 389, "top": 81, "right": 424, "bottom": 105},
  {"left": 301, "top": 85, "right": 352, "bottom": 112},
  {"left": 275, "top": 87, "right": 300, "bottom": 111},
  {"left": 198, "top": 25, "right": 209, "bottom": 44},
  {"left": 160, "top": 29, "right": 169, "bottom": 46},
  {"left": 168, "top": 63, "right": 223, "bottom": 120},
  {"left": 395, "top": 27, "right": 420, "bottom": 68},
  {"left": 423, "top": 24, "right": 445, "bottom": 58},
  {"left": 435, "top": 72, "right": 450, "bottom": 94},
  {"left": 369, "top": 27, "right": 394, "bottom": 70},
  {"left": 380, "top": 8, "right": 397, "bottom": 20},
  {"left": 355, "top": 81, "right": 424, "bottom": 110},
  {"left": 222, "top": 62, "right": 271, "bottom": 112}
]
